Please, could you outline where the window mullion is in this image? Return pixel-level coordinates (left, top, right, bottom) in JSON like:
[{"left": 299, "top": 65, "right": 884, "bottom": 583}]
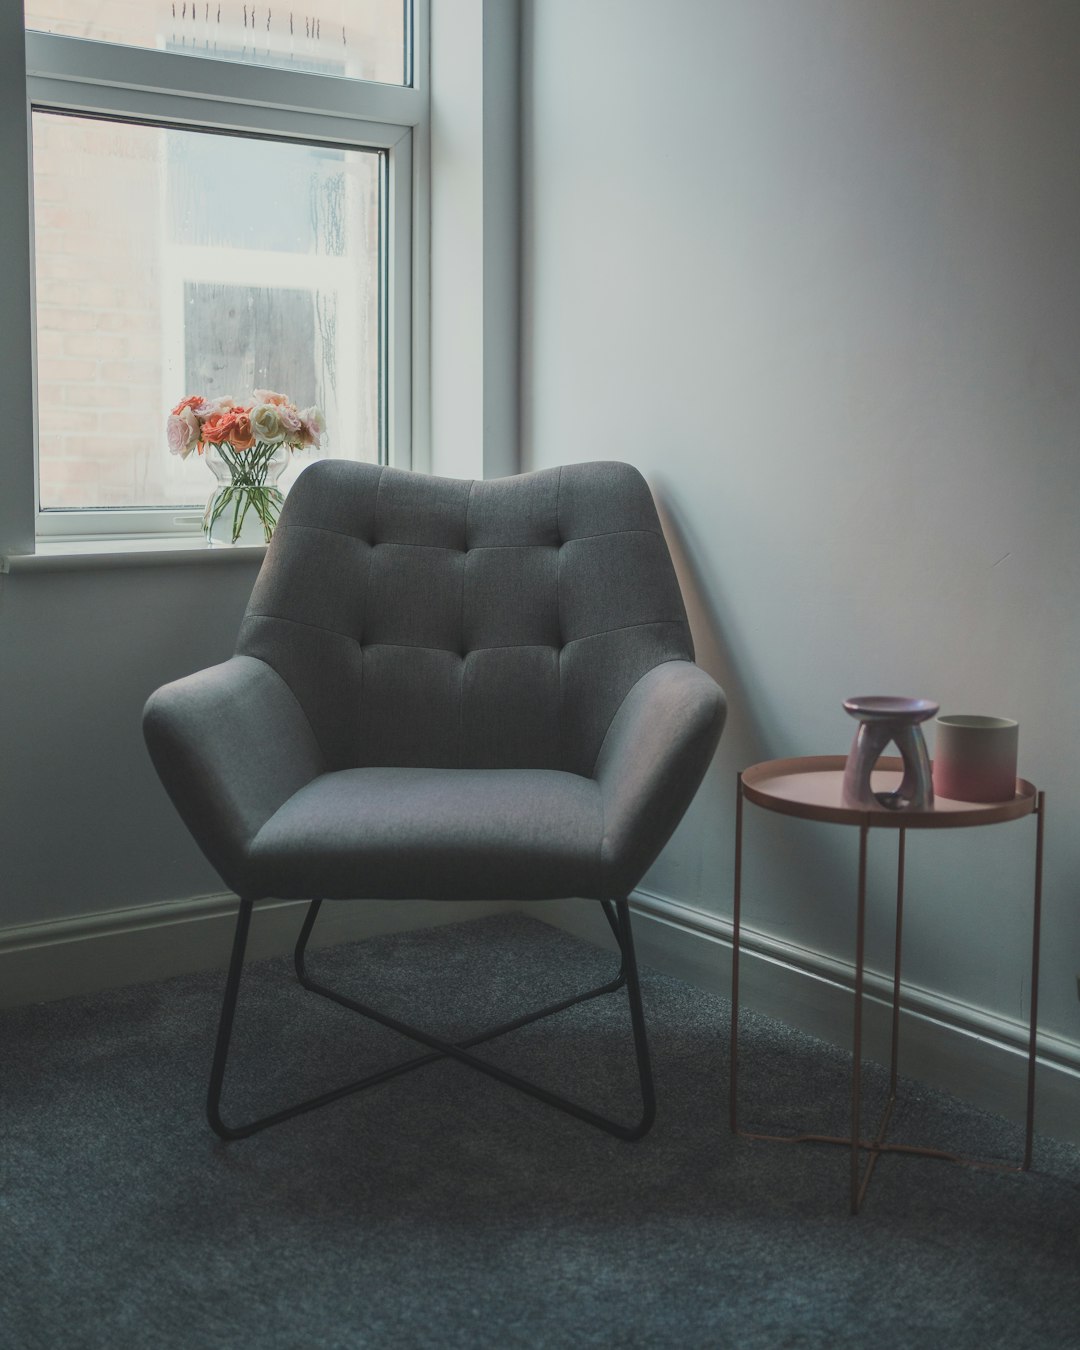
[
  {"left": 29, "top": 77, "right": 410, "bottom": 152},
  {"left": 25, "top": 32, "right": 426, "bottom": 128}
]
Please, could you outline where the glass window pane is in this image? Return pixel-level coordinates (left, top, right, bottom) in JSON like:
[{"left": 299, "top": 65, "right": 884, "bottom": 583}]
[
  {"left": 25, "top": 1, "right": 410, "bottom": 87},
  {"left": 33, "top": 112, "right": 383, "bottom": 512}
]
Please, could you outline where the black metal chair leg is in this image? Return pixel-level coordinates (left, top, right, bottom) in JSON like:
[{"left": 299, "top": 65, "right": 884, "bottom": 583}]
[
  {"left": 600, "top": 899, "right": 629, "bottom": 982},
  {"left": 614, "top": 899, "right": 656, "bottom": 1136},
  {"left": 206, "top": 895, "right": 254, "bottom": 1139},
  {"left": 293, "top": 896, "right": 323, "bottom": 981},
  {"left": 207, "top": 897, "right": 654, "bottom": 1142},
  {"left": 209, "top": 897, "right": 452, "bottom": 1141}
]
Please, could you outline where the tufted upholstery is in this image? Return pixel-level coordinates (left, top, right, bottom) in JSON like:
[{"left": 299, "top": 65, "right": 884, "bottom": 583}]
[
  {"left": 238, "top": 459, "right": 695, "bottom": 777},
  {"left": 144, "top": 461, "right": 725, "bottom": 903}
]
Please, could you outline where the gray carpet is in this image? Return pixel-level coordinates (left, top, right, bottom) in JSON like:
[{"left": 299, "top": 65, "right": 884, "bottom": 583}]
[{"left": 2, "top": 912, "right": 1078, "bottom": 1349}]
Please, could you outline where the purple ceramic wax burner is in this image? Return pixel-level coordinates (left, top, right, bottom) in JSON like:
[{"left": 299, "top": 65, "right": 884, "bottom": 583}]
[{"left": 842, "top": 696, "right": 939, "bottom": 811}]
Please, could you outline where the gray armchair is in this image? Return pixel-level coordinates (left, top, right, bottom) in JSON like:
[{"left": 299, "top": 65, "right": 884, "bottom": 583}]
[{"left": 145, "top": 460, "right": 725, "bottom": 1141}]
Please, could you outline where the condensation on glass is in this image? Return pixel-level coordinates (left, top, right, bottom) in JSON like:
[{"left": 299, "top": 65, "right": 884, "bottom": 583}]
[
  {"left": 33, "top": 112, "right": 383, "bottom": 511},
  {"left": 25, "top": 1, "right": 411, "bottom": 86}
]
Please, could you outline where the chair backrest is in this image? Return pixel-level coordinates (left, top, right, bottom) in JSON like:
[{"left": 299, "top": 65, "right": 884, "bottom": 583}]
[{"left": 237, "top": 460, "right": 694, "bottom": 776}]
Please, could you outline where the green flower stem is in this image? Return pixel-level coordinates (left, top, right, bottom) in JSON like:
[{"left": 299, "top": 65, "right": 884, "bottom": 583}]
[{"left": 203, "top": 439, "right": 288, "bottom": 544}]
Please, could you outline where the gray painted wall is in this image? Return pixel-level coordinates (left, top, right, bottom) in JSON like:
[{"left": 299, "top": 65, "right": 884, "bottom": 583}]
[
  {"left": 0, "top": 559, "right": 260, "bottom": 927},
  {"left": 521, "top": 0, "right": 1080, "bottom": 1045}
]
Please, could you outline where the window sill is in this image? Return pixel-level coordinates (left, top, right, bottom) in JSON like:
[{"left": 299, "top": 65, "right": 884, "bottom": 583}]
[{"left": 2, "top": 536, "right": 267, "bottom": 573}]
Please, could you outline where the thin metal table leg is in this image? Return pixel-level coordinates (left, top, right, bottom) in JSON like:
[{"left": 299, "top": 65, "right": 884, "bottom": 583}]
[
  {"left": 1023, "top": 791, "right": 1045, "bottom": 1171},
  {"left": 855, "top": 826, "right": 905, "bottom": 1213},
  {"left": 889, "top": 828, "right": 906, "bottom": 1097},
  {"left": 729, "top": 779, "right": 1044, "bottom": 1211},
  {"left": 851, "top": 820, "right": 869, "bottom": 1215},
  {"left": 730, "top": 772, "right": 744, "bottom": 1135}
]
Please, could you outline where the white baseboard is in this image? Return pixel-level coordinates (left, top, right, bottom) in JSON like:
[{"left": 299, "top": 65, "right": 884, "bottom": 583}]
[
  {"left": 532, "top": 889, "right": 1080, "bottom": 1149},
  {"left": 0, "top": 894, "right": 518, "bottom": 1009},
  {"left": 6, "top": 886, "right": 1078, "bottom": 1148}
]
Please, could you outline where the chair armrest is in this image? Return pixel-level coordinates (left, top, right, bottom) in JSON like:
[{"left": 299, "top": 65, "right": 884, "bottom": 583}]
[
  {"left": 143, "top": 655, "right": 323, "bottom": 897},
  {"left": 594, "top": 660, "right": 725, "bottom": 899}
]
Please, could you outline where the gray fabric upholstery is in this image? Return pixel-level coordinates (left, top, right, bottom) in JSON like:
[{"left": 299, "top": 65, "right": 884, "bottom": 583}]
[
  {"left": 144, "top": 655, "right": 323, "bottom": 897},
  {"left": 144, "top": 461, "right": 725, "bottom": 901},
  {"left": 595, "top": 661, "right": 726, "bottom": 901},
  {"left": 247, "top": 769, "right": 603, "bottom": 902}
]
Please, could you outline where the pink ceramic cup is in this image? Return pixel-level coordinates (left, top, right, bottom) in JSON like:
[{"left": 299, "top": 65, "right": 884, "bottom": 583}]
[{"left": 932, "top": 715, "right": 1019, "bottom": 803}]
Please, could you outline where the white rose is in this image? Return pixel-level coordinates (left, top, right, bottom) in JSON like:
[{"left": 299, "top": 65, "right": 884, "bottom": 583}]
[{"left": 251, "top": 402, "right": 284, "bottom": 443}]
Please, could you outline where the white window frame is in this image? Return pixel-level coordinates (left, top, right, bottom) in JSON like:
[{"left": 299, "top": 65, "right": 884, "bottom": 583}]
[{"left": 24, "top": 7, "right": 428, "bottom": 541}]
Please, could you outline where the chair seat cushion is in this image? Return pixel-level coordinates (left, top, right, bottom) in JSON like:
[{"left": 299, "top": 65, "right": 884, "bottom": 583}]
[{"left": 247, "top": 767, "right": 605, "bottom": 901}]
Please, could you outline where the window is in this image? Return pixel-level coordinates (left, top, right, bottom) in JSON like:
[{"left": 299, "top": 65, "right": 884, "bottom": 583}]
[
  {"left": 33, "top": 115, "right": 382, "bottom": 514},
  {"left": 23, "top": 2, "right": 426, "bottom": 539},
  {"left": 25, "top": 2, "right": 412, "bottom": 86}
]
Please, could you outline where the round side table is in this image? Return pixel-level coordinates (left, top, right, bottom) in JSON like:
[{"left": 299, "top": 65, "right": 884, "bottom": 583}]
[{"left": 730, "top": 755, "right": 1044, "bottom": 1215}]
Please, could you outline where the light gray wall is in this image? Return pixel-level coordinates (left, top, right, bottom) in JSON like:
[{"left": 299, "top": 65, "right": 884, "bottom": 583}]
[
  {"left": 0, "top": 560, "right": 260, "bottom": 926},
  {"left": 521, "top": 0, "right": 1080, "bottom": 1044}
]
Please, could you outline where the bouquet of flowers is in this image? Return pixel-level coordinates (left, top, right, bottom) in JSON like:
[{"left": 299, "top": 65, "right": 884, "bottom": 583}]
[{"left": 166, "top": 390, "right": 325, "bottom": 544}]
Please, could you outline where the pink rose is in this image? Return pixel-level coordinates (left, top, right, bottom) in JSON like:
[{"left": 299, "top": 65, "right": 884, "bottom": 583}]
[
  {"left": 252, "top": 388, "right": 289, "bottom": 407},
  {"left": 179, "top": 406, "right": 201, "bottom": 449},
  {"left": 298, "top": 406, "right": 325, "bottom": 448},
  {"left": 166, "top": 413, "right": 199, "bottom": 459},
  {"left": 277, "top": 404, "right": 303, "bottom": 436}
]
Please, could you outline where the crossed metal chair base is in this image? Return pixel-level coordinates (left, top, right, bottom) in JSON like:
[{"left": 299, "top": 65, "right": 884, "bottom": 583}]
[{"left": 207, "top": 896, "right": 656, "bottom": 1142}]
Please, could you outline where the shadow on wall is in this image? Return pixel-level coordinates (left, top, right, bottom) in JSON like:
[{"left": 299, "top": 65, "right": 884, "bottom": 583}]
[
  {"left": 650, "top": 476, "right": 770, "bottom": 776},
  {"left": 647, "top": 475, "right": 875, "bottom": 949}
]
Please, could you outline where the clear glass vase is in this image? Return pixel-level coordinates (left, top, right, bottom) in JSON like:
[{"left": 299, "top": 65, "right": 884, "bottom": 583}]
[{"left": 202, "top": 441, "right": 290, "bottom": 546}]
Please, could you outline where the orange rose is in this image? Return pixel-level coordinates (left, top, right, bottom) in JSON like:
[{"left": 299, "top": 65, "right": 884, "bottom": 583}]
[
  {"left": 200, "top": 414, "right": 232, "bottom": 444},
  {"left": 171, "top": 394, "right": 204, "bottom": 416},
  {"left": 226, "top": 410, "right": 255, "bottom": 451}
]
